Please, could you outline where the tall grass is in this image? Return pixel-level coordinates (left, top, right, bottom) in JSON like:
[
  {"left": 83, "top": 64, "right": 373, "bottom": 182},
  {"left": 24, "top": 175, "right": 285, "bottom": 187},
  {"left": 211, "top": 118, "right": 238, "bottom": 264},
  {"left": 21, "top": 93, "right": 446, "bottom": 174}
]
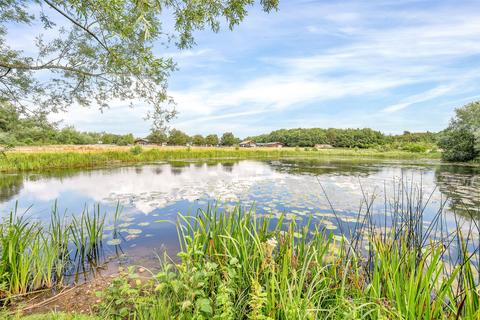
[
  {"left": 98, "top": 181, "right": 479, "bottom": 319},
  {"left": 0, "top": 147, "right": 440, "bottom": 172},
  {"left": 0, "top": 203, "right": 108, "bottom": 301}
]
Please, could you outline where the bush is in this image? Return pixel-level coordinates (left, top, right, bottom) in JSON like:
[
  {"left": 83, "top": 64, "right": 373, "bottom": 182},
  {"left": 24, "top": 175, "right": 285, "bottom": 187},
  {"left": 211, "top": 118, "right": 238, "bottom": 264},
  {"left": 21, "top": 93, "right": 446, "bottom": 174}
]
[
  {"left": 439, "top": 101, "right": 480, "bottom": 162},
  {"left": 439, "top": 128, "right": 477, "bottom": 162},
  {"left": 400, "top": 142, "right": 429, "bottom": 153},
  {"left": 130, "top": 145, "right": 143, "bottom": 155}
]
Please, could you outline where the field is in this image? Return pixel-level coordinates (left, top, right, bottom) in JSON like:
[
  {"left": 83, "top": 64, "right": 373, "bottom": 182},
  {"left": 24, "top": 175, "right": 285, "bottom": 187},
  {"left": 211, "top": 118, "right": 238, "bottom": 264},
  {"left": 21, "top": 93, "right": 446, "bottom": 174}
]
[{"left": 0, "top": 145, "right": 441, "bottom": 172}]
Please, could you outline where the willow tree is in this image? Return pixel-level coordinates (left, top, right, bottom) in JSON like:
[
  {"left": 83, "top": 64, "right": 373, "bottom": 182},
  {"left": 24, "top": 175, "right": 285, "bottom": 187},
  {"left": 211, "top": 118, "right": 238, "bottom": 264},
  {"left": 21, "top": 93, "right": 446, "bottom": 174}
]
[{"left": 0, "top": 0, "right": 278, "bottom": 128}]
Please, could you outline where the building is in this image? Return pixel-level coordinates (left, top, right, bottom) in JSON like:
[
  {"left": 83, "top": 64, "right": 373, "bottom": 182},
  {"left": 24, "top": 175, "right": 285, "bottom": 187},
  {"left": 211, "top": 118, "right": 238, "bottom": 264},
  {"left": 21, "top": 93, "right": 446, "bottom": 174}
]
[
  {"left": 239, "top": 140, "right": 257, "bottom": 148},
  {"left": 134, "top": 138, "right": 149, "bottom": 145},
  {"left": 256, "top": 142, "right": 284, "bottom": 148}
]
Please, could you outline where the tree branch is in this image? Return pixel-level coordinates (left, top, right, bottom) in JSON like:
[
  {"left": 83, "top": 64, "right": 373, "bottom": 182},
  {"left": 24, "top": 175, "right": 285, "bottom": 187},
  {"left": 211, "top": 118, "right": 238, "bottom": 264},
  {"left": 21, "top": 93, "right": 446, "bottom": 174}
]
[
  {"left": 42, "top": 0, "right": 111, "bottom": 53},
  {"left": 0, "top": 61, "right": 105, "bottom": 77},
  {"left": 0, "top": 67, "right": 11, "bottom": 79}
]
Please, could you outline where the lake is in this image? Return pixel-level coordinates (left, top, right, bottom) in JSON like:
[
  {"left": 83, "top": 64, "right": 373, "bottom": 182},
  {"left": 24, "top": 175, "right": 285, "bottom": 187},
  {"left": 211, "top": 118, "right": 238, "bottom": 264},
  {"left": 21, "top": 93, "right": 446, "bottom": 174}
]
[{"left": 1, "top": 158, "right": 479, "bottom": 274}]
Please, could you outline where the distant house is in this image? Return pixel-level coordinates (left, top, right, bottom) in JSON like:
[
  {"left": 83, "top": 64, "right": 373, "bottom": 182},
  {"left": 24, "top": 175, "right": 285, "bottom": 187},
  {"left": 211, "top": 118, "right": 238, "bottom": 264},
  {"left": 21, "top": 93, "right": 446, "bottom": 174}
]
[
  {"left": 134, "top": 138, "right": 149, "bottom": 145},
  {"left": 239, "top": 140, "right": 257, "bottom": 148},
  {"left": 256, "top": 142, "right": 284, "bottom": 148},
  {"left": 315, "top": 144, "right": 334, "bottom": 149}
]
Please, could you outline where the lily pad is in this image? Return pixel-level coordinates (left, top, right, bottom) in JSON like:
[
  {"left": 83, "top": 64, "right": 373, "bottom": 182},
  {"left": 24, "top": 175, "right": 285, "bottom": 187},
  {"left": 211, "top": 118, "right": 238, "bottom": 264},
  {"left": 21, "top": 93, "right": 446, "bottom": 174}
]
[
  {"left": 127, "top": 228, "right": 142, "bottom": 235},
  {"left": 107, "top": 239, "right": 122, "bottom": 246}
]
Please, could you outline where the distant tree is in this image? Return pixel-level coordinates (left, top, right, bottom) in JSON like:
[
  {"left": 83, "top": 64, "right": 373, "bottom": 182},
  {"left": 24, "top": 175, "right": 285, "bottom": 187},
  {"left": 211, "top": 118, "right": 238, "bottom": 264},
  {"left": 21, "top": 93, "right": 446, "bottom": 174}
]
[
  {"left": 439, "top": 101, "right": 480, "bottom": 162},
  {"left": 205, "top": 134, "right": 219, "bottom": 146},
  {"left": 192, "top": 134, "right": 205, "bottom": 146},
  {"left": 147, "top": 129, "right": 168, "bottom": 145},
  {"left": 220, "top": 132, "right": 238, "bottom": 146},
  {"left": 168, "top": 129, "right": 189, "bottom": 146},
  {"left": 249, "top": 127, "right": 386, "bottom": 148}
]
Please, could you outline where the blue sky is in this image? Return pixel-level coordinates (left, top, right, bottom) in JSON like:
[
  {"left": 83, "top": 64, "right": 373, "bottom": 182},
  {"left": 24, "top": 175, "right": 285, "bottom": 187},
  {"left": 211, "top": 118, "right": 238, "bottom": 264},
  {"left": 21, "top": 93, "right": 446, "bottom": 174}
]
[{"left": 14, "top": 0, "right": 480, "bottom": 137}]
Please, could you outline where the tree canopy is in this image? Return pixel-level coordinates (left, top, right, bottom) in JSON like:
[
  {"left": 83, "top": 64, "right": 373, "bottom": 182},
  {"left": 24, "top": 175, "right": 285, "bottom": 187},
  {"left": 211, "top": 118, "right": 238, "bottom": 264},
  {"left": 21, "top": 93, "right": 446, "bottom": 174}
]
[
  {"left": 192, "top": 134, "right": 205, "bottom": 146},
  {"left": 0, "top": 101, "right": 134, "bottom": 146},
  {"left": 205, "top": 134, "right": 219, "bottom": 146},
  {"left": 147, "top": 129, "right": 168, "bottom": 145},
  {"left": 439, "top": 101, "right": 480, "bottom": 162},
  {"left": 220, "top": 132, "right": 238, "bottom": 146},
  {"left": 0, "top": 0, "right": 278, "bottom": 128},
  {"left": 168, "top": 128, "right": 189, "bottom": 146}
]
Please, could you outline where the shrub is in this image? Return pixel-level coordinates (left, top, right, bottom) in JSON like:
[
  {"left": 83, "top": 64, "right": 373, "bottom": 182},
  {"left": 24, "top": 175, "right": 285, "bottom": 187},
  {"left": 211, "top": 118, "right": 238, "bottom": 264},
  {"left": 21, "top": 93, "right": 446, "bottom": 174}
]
[{"left": 130, "top": 146, "right": 143, "bottom": 155}]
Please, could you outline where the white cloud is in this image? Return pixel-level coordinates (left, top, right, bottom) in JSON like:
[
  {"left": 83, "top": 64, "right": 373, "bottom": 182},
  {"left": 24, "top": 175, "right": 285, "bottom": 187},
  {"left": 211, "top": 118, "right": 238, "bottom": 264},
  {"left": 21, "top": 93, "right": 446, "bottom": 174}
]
[
  {"left": 28, "top": 0, "right": 480, "bottom": 136},
  {"left": 382, "top": 85, "right": 457, "bottom": 113}
]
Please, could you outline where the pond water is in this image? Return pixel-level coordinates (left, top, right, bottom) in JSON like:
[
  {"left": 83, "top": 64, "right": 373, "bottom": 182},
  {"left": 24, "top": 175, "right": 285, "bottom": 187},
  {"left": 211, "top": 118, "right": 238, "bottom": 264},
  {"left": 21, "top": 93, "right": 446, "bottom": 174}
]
[{"left": 1, "top": 158, "right": 479, "bottom": 272}]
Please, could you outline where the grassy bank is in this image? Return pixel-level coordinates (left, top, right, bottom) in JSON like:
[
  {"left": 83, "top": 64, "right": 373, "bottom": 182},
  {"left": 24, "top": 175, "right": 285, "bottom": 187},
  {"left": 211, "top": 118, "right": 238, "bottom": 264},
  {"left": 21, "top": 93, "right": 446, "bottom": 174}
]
[
  {"left": 0, "top": 146, "right": 440, "bottom": 172},
  {"left": 92, "top": 205, "right": 479, "bottom": 319},
  {"left": 3, "top": 180, "right": 479, "bottom": 319}
]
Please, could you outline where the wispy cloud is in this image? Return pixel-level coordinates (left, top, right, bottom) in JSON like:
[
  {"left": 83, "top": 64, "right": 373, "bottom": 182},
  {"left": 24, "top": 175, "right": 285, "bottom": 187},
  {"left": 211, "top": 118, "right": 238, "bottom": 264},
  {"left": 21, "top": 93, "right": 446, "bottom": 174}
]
[
  {"left": 43, "top": 0, "right": 480, "bottom": 136},
  {"left": 382, "top": 85, "right": 457, "bottom": 113}
]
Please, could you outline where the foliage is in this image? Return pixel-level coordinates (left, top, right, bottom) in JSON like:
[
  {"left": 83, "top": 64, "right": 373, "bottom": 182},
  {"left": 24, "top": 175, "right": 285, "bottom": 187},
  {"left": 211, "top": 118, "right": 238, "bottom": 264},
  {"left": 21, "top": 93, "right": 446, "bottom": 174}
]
[
  {"left": 0, "top": 147, "right": 440, "bottom": 173},
  {"left": 0, "top": 203, "right": 107, "bottom": 298},
  {"left": 168, "top": 129, "right": 190, "bottom": 146},
  {"left": 0, "top": 102, "right": 135, "bottom": 146},
  {"left": 248, "top": 128, "right": 440, "bottom": 150},
  {"left": 249, "top": 128, "right": 386, "bottom": 148},
  {"left": 0, "top": 0, "right": 278, "bottom": 127},
  {"left": 220, "top": 132, "right": 239, "bottom": 146},
  {"left": 192, "top": 134, "right": 206, "bottom": 146},
  {"left": 5, "top": 312, "right": 99, "bottom": 320},
  {"left": 97, "top": 194, "right": 480, "bottom": 319},
  {"left": 205, "top": 134, "right": 219, "bottom": 146},
  {"left": 147, "top": 129, "right": 168, "bottom": 145},
  {"left": 439, "top": 101, "right": 480, "bottom": 162},
  {"left": 130, "top": 146, "right": 143, "bottom": 155},
  {"left": 439, "top": 128, "right": 476, "bottom": 162}
]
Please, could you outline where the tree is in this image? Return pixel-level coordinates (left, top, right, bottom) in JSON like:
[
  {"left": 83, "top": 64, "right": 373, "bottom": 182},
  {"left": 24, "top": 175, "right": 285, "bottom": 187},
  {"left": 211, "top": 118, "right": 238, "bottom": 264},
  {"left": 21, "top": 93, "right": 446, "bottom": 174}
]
[
  {"left": 192, "top": 134, "right": 205, "bottom": 146},
  {"left": 147, "top": 129, "right": 168, "bottom": 145},
  {"left": 439, "top": 101, "right": 480, "bottom": 162},
  {"left": 220, "top": 132, "right": 237, "bottom": 146},
  {"left": 0, "top": 1, "right": 279, "bottom": 128},
  {"left": 205, "top": 134, "right": 219, "bottom": 146},
  {"left": 168, "top": 129, "right": 189, "bottom": 146}
]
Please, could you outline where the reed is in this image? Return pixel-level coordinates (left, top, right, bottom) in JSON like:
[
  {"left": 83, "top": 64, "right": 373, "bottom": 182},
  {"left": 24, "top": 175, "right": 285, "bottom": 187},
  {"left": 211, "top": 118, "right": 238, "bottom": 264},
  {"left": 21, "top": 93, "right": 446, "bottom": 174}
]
[
  {"left": 98, "top": 181, "right": 479, "bottom": 319},
  {"left": 0, "top": 204, "right": 108, "bottom": 300},
  {"left": 0, "top": 147, "right": 440, "bottom": 172}
]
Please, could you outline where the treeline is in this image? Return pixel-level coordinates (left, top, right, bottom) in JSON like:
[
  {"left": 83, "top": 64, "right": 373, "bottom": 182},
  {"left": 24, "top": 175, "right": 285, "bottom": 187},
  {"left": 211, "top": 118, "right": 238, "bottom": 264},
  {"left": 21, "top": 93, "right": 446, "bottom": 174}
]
[
  {"left": 147, "top": 129, "right": 240, "bottom": 146},
  {"left": 0, "top": 103, "right": 134, "bottom": 146},
  {"left": 248, "top": 128, "right": 438, "bottom": 151}
]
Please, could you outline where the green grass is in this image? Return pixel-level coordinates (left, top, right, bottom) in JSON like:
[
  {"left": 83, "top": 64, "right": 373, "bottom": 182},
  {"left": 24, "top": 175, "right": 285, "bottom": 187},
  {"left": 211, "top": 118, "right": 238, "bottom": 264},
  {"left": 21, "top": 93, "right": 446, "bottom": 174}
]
[
  {"left": 0, "top": 204, "right": 107, "bottom": 300},
  {"left": 96, "top": 196, "right": 479, "bottom": 319},
  {"left": 4, "top": 312, "right": 99, "bottom": 320},
  {"left": 0, "top": 147, "right": 441, "bottom": 172}
]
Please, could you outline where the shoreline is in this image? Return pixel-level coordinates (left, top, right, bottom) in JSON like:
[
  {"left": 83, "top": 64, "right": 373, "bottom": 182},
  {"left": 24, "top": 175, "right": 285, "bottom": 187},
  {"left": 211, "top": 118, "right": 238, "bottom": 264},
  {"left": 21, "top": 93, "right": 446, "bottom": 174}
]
[{"left": 0, "top": 145, "right": 441, "bottom": 173}]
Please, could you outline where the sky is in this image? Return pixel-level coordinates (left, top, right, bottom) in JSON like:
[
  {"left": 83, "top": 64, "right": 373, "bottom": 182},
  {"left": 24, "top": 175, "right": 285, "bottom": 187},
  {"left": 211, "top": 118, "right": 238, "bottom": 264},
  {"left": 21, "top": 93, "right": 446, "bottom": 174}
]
[{"left": 11, "top": 0, "right": 480, "bottom": 137}]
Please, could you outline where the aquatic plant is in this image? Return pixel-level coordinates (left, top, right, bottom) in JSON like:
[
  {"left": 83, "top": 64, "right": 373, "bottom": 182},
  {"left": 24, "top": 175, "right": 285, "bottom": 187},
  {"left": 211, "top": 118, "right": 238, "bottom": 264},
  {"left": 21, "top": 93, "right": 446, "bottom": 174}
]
[
  {"left": 0, "top": 203, "right": 109, "bottom": 300},
  {"left": 0, "top": 147, "right": 440, "bottom": 173},
  {"left": 98, "top": 181, "right": 479, "bottom": 319}
]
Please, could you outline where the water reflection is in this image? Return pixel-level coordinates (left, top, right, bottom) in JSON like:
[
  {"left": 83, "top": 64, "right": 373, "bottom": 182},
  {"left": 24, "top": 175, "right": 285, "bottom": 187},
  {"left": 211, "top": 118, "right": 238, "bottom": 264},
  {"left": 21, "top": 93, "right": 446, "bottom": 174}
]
[
  {"left": 0, "top": 159, "right": 479, "bottom": 266},
  {"left": 434, "top": 164, "right": 480, "bottom": 216}
]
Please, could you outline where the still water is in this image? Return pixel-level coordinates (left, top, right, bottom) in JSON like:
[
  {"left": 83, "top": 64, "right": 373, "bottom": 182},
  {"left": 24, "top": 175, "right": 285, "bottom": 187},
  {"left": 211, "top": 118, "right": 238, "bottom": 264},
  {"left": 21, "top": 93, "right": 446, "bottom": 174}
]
[{"left": 1, "top": 158, "right": 479, "bottom": 268}]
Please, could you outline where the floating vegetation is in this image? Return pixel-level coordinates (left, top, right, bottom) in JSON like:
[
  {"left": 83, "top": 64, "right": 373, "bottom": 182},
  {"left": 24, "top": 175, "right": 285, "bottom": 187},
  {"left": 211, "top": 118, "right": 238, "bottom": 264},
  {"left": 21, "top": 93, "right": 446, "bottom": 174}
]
[
  {"left": 126, "top": 229, "right": 142, "bottom": 235},
  {"left": 107, "top": 239, "right": 122, "bottom": 246},
  {"left": 98, "top": 182, "right": 480, "bottom": 320}
]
